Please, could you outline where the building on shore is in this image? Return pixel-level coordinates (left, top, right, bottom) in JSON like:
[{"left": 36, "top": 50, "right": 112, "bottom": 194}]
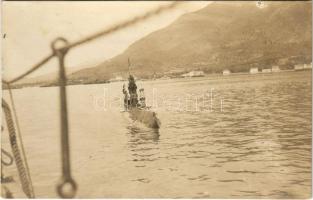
[
  {"left": 272, "top": 65, "right": 281, "bottom": 72},
  {"left": 262, "top": 68, "right": 272, "bottom": 73},
  {"left": 223, "top": 69, "right": 231, "bottom": 75},
  {"left": 294, "top": 64, "right": 304, "bottom": 70},
  {"left": 181, "top": 70, "right": 205, "bottom": 78},
  {"left": 250, "top": 67, "right": 259, "bottom": 74},
  {"left": 304, "top": 63, "right": 312, "bottom": 69},
  {"left": 109, "top": 76, "right": 124, "bottom": 82},
  {"left": 295, "top": 63, "right": 312, "bottom": 70}
]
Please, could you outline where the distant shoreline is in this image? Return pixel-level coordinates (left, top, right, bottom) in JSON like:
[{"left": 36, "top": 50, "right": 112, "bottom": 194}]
[{"left": 3, "top": 69, "right": 311, "bottom": 90}]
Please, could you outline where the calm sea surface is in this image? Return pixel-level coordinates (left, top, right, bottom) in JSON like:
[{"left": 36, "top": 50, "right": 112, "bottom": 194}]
[{"left": 2, "top": 71, "right": 311, "bottom": 198}]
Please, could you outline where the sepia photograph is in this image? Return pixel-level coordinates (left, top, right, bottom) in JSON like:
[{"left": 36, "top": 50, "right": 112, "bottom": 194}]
[{"left": 1, "top": 1, "right": 312, "bottom": 198}]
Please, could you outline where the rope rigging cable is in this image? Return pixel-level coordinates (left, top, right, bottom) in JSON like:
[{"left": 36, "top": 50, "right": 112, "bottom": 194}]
[
  {"left": 2, "top": 99, "right": 35, "bottom": 198},
  {"left": 1, "top": 148, "right": 14, "bottom": 166}
]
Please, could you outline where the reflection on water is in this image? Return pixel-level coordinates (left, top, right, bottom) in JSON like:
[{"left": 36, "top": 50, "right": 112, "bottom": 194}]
[
  {"left": 127, "top": 125, "right": 160, "bottom": 165},
  {"left": 1, "top": 71, "right": 311, "bottom": 198},
  {"left": 127, "top": 125, "right": 160, "bottom": 143}
]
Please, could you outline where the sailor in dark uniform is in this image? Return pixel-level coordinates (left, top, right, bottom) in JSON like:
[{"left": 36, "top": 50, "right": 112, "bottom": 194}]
[
  {"left": 122, "top": 84, "right": 129, "bottom": 110},
  {"left": 139, "top": 88, "right": 146, "bottom": 108},
  {"left": 128, "top": 75, "right": 138, "bottom": 107}
]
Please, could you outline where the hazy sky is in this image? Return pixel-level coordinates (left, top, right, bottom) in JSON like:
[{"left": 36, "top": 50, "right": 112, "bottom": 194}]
[{"left": 3, "top": 1, "right": 210, "bottom": 79}]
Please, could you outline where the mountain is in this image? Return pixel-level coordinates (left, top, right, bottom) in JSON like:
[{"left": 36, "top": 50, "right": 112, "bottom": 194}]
[{"left": 69, "top": 2, "right": 311, "bottom": 82}]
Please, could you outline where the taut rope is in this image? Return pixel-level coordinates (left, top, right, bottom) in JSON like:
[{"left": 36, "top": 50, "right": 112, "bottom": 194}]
[{"left": 2, "top": 99, "right": 35, "bottom": 198}]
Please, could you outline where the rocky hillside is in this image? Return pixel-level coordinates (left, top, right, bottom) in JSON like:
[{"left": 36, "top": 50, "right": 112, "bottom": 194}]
[{"left": 50, "top": 2, "right": 313, "bottom": 84}]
